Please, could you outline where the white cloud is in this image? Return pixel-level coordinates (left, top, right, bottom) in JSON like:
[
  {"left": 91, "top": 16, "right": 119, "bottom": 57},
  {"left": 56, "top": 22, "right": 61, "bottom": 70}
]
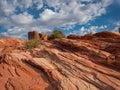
[
  {"left": 79, "top": 25, "right": 108, "bottom": 35},
  {"left": 61, "top": 25, "right": 75, "bottom": 31},
  {"left": 88, "top": 26, "right": 98, "bottom": 34},
  {"left": 102, "top": 0, "right": 113, "bottom": 7},
  {"left": 99, "top": 25, "right": 107, "bottom": 29},
  {"left": 45, "top": 0, "right": 112, "bottom": 24},
  {"left": 0, "top": 0, "right": 15, "bottom": 16},
  {"left": 113, "top": 27, "right": 119, "bottom": 32},
  {"left": 0, "top": 0, "right": 43, "bottom": 15},
  {"left": 11, "top": 12, "right": 34, "bottom": 24},
  {"left": 80, "top": 27, "right": 86, "bottom": 35},
  {"left": 0, "top": 0, "right": 113, "bottom": 38},
  {"left": 115, "top": 21, "right": 120, "bottom": 27},
  {"left": 37, "top": 0, "right": 111, "bottom": 29},
  {"left": 112, "top": 21, "right": 120, "bottom": 32},
  {"left": 81, "top": 0, "right": 92, "bottom": 2},
  {"left": 40, "top": 9, "right": 56, "bottom": 21},
  {"left": 0, "top": 27, "right": 26, "bottom": 38},
  {"left": 34, "top": 0, "right": 43, "bottom": 10}
]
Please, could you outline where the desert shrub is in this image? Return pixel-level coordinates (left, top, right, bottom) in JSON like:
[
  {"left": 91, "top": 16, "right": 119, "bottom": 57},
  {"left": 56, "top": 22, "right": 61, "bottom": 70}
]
[
  {"left": 25, "top": 39, "right": 40, "bottom": 51},
  {"left": 48, "top": 30, "right": 65, "bottom": 40}
]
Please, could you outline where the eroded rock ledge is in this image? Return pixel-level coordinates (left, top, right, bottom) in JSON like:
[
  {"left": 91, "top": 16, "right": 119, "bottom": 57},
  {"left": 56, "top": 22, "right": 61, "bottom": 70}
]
[{"left": 0, "top": 31, "right": 120, "bottom": 90}]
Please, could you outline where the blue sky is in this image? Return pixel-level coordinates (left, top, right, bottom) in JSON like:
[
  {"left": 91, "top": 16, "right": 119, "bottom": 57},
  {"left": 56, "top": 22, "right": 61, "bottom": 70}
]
[{"left": 0, "top": 0, "right": 120, "bottom": 39}]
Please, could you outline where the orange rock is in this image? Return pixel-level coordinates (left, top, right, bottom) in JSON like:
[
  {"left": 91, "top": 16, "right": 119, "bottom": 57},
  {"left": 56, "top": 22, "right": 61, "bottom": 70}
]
[
  {"left": 1, "top": 31, "right": 120, "bottom": 90},
  {"left": 67, "top": 34, "right": 81, "bottom": 39},
  {"left": 41, "top": 34, "right": 50, "bottom": 40},
  {"left": 0, "top": 52, "right": 53, "bottom": 90}
]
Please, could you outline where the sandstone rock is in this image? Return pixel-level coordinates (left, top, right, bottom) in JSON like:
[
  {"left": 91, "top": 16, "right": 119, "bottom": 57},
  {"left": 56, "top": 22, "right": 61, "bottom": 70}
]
[
  {"left": 67, "top": 34, "right": 81, "bottom": 39},
  {"left": 93, "top": 31, "right": 120, "bottom": 38},
  {"left": 0, "top": 52, "right": 53, "bottom": 90},
  {"left": 28, "top": 31, "right": 40, "bottom": 40},
  {"left": 42, "top": 34, "right": 50, "bottom": 40},
  {"left": 28, "top": 31, "right": 50, "bottom": 40},
  {"left": 40, "top": 33, "right": 50, "bottom": 40},
  {"left": 81, "top": 34, "right": 95, "bottom": 40},
  {"left": 0, "top": 38, "right": 25, "bottom": 55},
  {"left": 42, "top": 36, "right": 120, "bottom": 90},
  {"left": 39, "top": 33, "right": 42, "bottom": 39},
  {"left": 1, "top": 31, "right": 120, "bottom": 90}
]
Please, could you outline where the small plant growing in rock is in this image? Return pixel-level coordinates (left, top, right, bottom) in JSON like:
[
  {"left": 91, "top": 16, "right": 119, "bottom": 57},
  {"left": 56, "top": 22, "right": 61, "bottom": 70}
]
[
  {"left": 48, "top": 30, "right": 65, "bottom": 40},
  {"left": 25, "top": 39, "right": 40, "bottom": 52},
  {"left": 43, "top": 54, "right": 49, "bottom": 59}
]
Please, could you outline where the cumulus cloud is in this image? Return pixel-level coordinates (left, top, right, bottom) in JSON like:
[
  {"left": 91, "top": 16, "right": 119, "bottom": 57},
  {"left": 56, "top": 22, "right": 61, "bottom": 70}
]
[
  {"left": 79, "top": 25, "right": 108, "bottom": 35},
  {"left": 46, "top": 0, "right": 107, "bottom": 24},
  {"left": 40, "top": 9, "right": 56, "bottom": 21},
  {"left": 101, "top": 0, "right": 113, "bottom": 7},
  {"left": 11, "top": 12, "right": 34, "bottom": 24},
  {"left": 0, "top": 0, "right": 113, "bottom": 38},
  {"left": 0, "top": 27, "right": 26, "bottom": 38},
  {"left": 112, "top": 21, "right": 120, "bottom": 32},
  {"left": 80, "top": 27, "right": 86, "bottom": 35},
  {"left": 115, "top": 21, "right": 120, "bottom": 27},
  {"left": 0, "top": 1, "right": 15, "bottom": 16}
]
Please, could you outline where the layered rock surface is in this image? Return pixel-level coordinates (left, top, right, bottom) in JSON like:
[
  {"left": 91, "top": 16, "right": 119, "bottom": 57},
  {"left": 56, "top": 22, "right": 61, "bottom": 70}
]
[{"left": 0, "top": 31, "right": 120, "bottom": 90}]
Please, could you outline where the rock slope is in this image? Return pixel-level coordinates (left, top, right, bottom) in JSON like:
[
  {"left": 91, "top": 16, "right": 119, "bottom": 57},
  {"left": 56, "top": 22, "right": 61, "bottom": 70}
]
[{"left": 0, "top": 31, "right": 120, "bottom": 90}]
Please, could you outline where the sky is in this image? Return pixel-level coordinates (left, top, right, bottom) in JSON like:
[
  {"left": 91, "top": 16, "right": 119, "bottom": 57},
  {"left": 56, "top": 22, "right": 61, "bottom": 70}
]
[{"left": 0, "top": 0, "right": 120, "bottom": 39}]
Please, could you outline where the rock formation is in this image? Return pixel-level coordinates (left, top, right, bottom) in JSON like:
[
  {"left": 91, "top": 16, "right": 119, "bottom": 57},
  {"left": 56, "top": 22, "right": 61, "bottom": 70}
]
[
  {"left": 40, "top": 33, "right": 50, "bottom": 41},
  {"left": 67, "top": 34, "right": 81, "bottom": 39},
  {"left": 28, "top": 31, "right": 40, "bottom": 40},
  {"left": 28, "top": 31, "right": 50, "bottom": 40},
  {"left": 0, "top": 31, "right": 120, "bottom": 90}
]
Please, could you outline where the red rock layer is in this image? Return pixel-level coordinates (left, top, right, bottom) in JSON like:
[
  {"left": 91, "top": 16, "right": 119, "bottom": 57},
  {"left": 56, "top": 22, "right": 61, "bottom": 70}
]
[
  {"left": 0, "top": 31, "right": 120, "bottom": 90},
  {"left": 0, "top": 38, "right": 53, "bottom": 90}
]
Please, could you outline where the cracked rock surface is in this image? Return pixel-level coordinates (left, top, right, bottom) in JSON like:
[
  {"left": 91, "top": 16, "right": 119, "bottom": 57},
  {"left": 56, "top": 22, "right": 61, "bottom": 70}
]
[{"left": 0, "top": 31, "right": 120, "bottom": 90}]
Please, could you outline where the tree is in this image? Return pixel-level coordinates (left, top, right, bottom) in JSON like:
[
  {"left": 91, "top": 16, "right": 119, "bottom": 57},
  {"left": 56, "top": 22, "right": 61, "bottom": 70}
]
[{"left": 48, "top": 30, "right": 65, "bottom": 40}]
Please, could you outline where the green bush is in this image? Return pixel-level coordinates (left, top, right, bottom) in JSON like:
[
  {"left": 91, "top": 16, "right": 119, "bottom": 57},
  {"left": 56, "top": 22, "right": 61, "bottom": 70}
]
[
  {"left": 48, "top": 30, "right": 65, "bottom": 40},
  {"left": 25, "top": 39, "right": 40, "bottom": 50}
]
